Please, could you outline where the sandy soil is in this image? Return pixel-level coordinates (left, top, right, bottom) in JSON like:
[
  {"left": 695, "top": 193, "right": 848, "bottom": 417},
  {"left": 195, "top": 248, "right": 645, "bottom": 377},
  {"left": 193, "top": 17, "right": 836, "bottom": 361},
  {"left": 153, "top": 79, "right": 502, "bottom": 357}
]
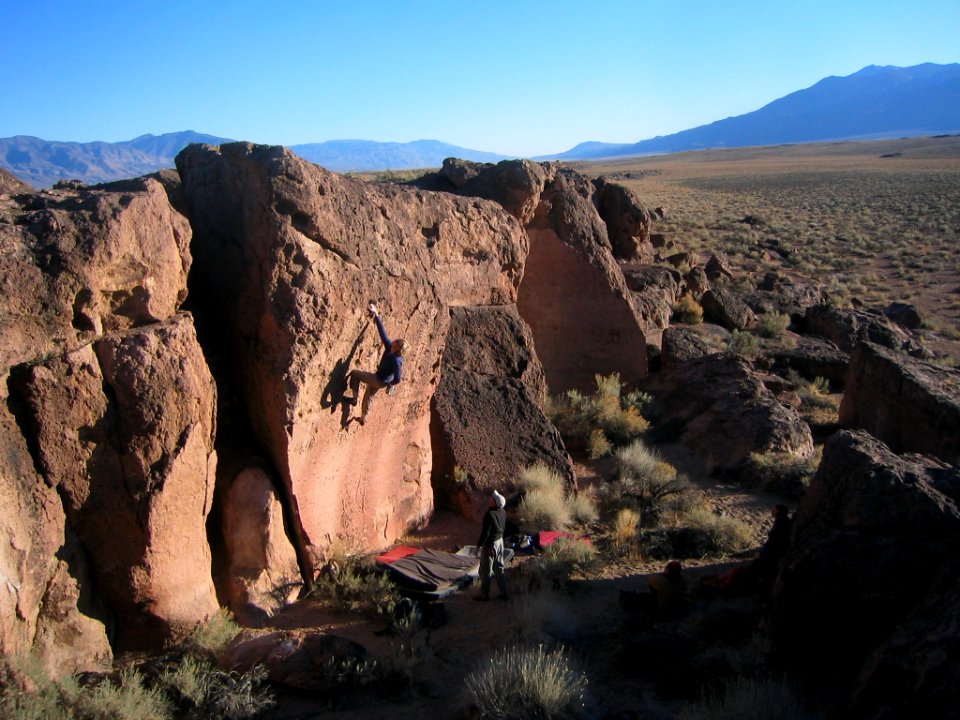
[{"left": 252, "top": 449, "right": 790, "bottom": 720}]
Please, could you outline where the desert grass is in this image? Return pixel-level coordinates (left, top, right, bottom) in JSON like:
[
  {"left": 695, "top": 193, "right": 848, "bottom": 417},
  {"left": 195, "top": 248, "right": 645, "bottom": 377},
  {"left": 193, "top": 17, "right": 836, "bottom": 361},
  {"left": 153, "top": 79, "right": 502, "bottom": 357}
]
[
  {"left": 187, "top": 607, "right": 241, "bottom": 657},
  {"left": 464, "top": 644, "right": 589, "bottom": 720},
  {"left": 678, "top": 675, "right": 822, "bottom": 720},
  {"left": 548, "top": 374, "right": 650, "bottom": 456},
  {"left": 517, "top": 464, "right": 598, "bottom": 531},
  {"left": 584, "top": 136, "right": 960, "bottom": 361}
]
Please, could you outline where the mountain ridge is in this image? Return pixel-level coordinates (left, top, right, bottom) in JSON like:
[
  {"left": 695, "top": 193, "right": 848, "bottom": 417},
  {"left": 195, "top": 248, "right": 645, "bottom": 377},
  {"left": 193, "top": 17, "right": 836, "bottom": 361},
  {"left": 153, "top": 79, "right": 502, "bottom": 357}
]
[
  {"left": 548, "top": 62, "right": 960, "bottom": 160},
  {"left": 2, "top": 62, "right": 958, "bottom": 187}
]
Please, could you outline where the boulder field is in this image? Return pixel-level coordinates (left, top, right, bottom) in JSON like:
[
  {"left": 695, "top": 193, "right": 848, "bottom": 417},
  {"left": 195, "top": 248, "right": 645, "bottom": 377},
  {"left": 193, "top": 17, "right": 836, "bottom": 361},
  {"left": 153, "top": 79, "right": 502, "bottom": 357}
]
[
  {"left": 0, "top": 145, "right": 653, "bottom": 673},
  {"left": 1, "top": 144, "right": 956, "bottom": 716}
]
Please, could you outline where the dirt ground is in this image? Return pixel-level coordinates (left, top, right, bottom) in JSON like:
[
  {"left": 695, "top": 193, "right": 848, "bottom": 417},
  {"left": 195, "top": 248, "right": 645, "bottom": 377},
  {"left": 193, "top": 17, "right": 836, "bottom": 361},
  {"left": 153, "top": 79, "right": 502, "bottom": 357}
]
[{"left": 255, "top": 451, "right": 789, "bottom": 720}]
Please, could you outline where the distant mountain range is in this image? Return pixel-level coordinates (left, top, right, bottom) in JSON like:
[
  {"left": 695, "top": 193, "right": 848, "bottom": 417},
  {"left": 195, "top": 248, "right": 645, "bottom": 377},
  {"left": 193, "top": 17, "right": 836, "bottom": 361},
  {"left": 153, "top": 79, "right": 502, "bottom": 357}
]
[
  {"left": 552, "top": 63, "right": 960, "bottom": 160},
  {"left": 0, "top": 133, "right": 511, "bottom": 189},
  {"left": 3, "top": 63, "right": 958, "bottom": 188}
]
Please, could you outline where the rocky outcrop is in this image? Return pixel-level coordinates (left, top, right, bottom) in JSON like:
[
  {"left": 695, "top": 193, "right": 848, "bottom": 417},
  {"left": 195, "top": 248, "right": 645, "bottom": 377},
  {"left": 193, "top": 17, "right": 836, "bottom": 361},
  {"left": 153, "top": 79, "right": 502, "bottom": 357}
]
[
  {"left": 0, "top": 392, "right": 112, "bottom": 676},
  {"left": 176, "top": 143, "right": 529, "bottom": 562},
  {"left": 222, "top": 465, "right": 301, "bottom": 624},
  {"left": 805, "top": 304, "right": 914, "bottom": 354},
  {"left": 622, "top": 264, "right": 682, "bottom": 332},
  {"left": 701, "top": 287, "right": 756, "bottom": 331},
  {"left": 10, "top": 314, "right": 219, "bottom": 650},
  {"left": 0, "top": 175, "right": 192, "bottom": 374},
  {"left": 745, "top": 272, "right": 824, "bottom": 319},
  {"left": 1, "top": 175, "right": 200, "bottom": 670},
  {"left": 840, "top": 341, "right": 960, "bottom": 465},
  {"left": 422, "top": 160, "right": 651, "bottom": 394},
  {"left": 593, "top": 178, "right": 653, "bottom": 261},
  {"left": 221, "top": 630, "right": 368, "bottom": 692},
  {"left": 660, "top": 324, "right": 729, "bottom": 368},
  {"left": 765, "top": 334, "right": 849, "bottom": 387},
  {"left": 850, "top": 559, "right": 960, "bottom": 719},
  {"left": 0, "top": 167, "right": 33, "bottom": 194},
  {"left": 431, "top": 306, "right": 573, "bottom": 513},
  {"left": 766, "top": 430, "right": 960, "bottom": 716},
  {"left": 640, "top": 354, "right": 814, "bottom": 473}
]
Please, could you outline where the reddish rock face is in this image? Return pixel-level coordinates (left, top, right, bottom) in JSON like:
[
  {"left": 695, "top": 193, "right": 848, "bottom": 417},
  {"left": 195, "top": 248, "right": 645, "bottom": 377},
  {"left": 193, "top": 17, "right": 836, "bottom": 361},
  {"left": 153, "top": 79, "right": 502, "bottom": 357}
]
[
  {"left": 176, "top": 143, "right": 528, "bottom": 558},
  {"left": 0, "top": 176, "right": 192, "bottom": 373},
  {"left": 0, "top": 392, "right": 112, "bottom": 675},
  {"left": 222, "top": 465, "right": 300, "bottom": 623},
  {"left": 10, "top": 314, "right": 219, "bottom": 651},
  {"left": 422, "top": 161, "right": 652, "bottom": 395}
]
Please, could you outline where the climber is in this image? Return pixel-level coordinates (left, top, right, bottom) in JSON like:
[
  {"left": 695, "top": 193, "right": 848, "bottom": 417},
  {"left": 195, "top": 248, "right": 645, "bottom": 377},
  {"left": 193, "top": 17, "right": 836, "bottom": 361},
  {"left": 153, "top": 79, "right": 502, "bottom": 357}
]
[{"left": 345, "top": 303, "right": 406, "bottom": 425}]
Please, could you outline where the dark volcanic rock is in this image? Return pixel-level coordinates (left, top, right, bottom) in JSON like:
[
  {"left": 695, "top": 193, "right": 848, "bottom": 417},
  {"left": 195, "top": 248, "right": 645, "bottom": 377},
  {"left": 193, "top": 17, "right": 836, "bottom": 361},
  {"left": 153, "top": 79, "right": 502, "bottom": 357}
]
[
  {"left": 766, "top": 334, "right": 850, "bottom": 387},
  {"left": 660, "top": 324, "right": 730, "bottom": 368},
  {"left": 884, "top": 301, "right": 923, "bottom": 330},
  {"left": 431, "top": 305, "right": 573, "bottom": 513},
  {"left": 593, "top": 178, "right": 652, "bottom": 261},
  {"left": 701, "top": 287, "right": 757, "bottom": 331},
  {"left": 641, "top": 353, "right": 813, "bottom": 472},
  {"left": 805, "top": 303, "right": 912, "bottom": 354},
  {"left": 840, "top": 341, "right": 960, "bottom": 465},
  {"left": 766, "top": 430, "right": 960, "bottom": 715}
]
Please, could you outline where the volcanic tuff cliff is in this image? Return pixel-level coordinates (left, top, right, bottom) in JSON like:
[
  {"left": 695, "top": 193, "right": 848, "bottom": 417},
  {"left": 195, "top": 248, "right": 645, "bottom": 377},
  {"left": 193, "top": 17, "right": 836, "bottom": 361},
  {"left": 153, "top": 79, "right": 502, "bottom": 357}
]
[
  {"left": 0, "top": 144, "right": 653, "bottom": 674},
  {"left": 2, "top": 144, "right": 958, "bottom": 716}
]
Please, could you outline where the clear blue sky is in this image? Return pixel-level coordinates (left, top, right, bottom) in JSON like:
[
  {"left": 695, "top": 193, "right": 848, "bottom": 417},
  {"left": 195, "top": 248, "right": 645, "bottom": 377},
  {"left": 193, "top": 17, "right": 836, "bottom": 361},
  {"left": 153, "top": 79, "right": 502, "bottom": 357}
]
[{"left": 2, "top": 1, "right": 958, "bottom": 157}]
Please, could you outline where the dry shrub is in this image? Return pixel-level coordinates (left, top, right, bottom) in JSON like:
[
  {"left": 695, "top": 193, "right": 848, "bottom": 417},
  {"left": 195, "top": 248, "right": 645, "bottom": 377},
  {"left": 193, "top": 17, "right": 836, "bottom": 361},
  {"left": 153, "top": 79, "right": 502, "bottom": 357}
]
[
  {"left": 758, "top": 311, "right": 791, "bottom": 338},
  {"left": 187, "top": 607, "right": 241, "bottom": 657},
  {"left": 517, "top": 465, "right": 597, "bottom": 531},
  {"left": 612, "top": 508, "right": 640, "bottom": 548},
  {"left": 678, "top": 676, "right": 820, "bottom": 720},
  {"left": 682, "top": 507, "right": 754, "bottom": 557},
  {"left": 672, "top": 294, "right": 704, "bottom": 324},
  {"left": 745, "top": 447, "right": 822, "bottom": 500},
  {"left": 314, "top": 555, "right": 400, "bottom": 618},
  {"left": 548, "top": 374, "right": 649, "bottom": 453},
  {"left": 608, "top": 440, "right": 691, "bottom": 525},
  {"left": 464, "top": 644, "right": 588, "bottom": 720}
]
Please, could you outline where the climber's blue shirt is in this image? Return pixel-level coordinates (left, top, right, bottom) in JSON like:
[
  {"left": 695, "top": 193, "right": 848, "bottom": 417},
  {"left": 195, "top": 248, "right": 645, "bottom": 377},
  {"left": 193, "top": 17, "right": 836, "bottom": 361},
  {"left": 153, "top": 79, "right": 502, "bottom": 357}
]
[{"left": 374, "top": 315, "right": 403, "bottom": 385}]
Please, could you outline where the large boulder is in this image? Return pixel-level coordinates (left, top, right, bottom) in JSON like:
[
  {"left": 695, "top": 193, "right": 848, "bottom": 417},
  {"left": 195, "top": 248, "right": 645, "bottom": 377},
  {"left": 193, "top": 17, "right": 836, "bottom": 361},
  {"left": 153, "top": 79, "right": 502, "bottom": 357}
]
[
  {"left": 766, "top": 430, "right": 960, "bottom": 715},
  {"left": 431, "top": 305, "right": 573, "bottom": 514},
  {"left": 592, "top": 178, "right": 653, "bottom": 262},
  {"left": 0, "top": 175, "right": 192, "bottom": 374},
  {"left": 840, "top": 341, "right": 960, "bottom": 465},
  {"left": 804, "top": 304, "right": 913, "bottom": 354},
  {"left": 421, "top": 160, "right": 651, "bottom": 394},
  {"left": 641, "top": 354, "right": 814, "bottom": 473},
  {"left": 765, "top": 334, "right": 849, "bottom": 388},
  {"left": 222, "top": 465, "right": 301, "bottom": 624},
  {"left": 0, "top": 390, "right": 112, "bottom": 676},
  {"left": 745, "top": 272, "right": 824, "bottom": 319},
  {"left": 701, "top": 287, "right": 757, "bottom": 331},
  {"left": 176, "top": 143, "right": 528, "bottom": 561},
  {"left": 850, "top": 560, "right": 960, "bottom": 719},
  {"left": 8, "top": 314, "right": 219, "bottom": 650}
]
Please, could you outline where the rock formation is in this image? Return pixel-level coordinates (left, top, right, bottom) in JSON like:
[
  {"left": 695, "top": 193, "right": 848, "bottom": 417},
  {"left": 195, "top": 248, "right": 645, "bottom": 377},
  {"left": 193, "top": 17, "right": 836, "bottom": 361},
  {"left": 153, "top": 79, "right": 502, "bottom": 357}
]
[
  {"left": 421, "top": 159, "right": 652, "bottom": 394},
  {"left": 0, "top": 174, "right": 210, "bottom": 668},
  {"left": 640, "top": 353, "right": 814, "bottom": 473},
  {"left": 431, "top": 305, "right": 573, "bottom": 513},
  {"left": 766, "top": 429, "right": 960, "bottom": 717},
  {"left": 840, "top": 341, "right": 960, "bottom": 465},
  {"left": 175, "top": 142, "right": 529, "bottom": 569}
]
